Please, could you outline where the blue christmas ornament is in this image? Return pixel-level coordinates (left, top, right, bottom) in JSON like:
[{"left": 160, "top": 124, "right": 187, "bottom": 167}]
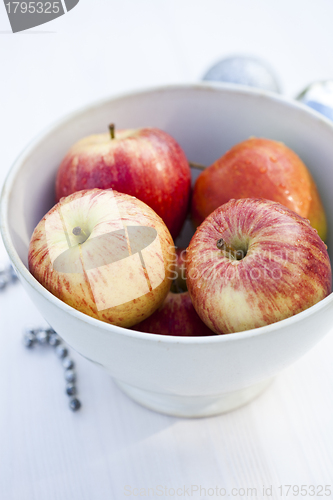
[{"left": 202, "top": 55, "right": 281, "bottom": 93}]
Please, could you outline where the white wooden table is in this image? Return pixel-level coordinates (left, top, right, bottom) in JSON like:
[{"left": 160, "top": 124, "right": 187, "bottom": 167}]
[{"left": 1, "top": 1, "right": 333, "bottom": 498}]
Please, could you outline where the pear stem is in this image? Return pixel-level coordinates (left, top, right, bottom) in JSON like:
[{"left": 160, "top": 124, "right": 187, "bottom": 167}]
[
  {"left": 189, "top": 161, "right": 206, "bottom": 171},
  {"left": 217, "top": 238, "right": 244, "bottom": 260},
  {"left": 109, "top": 123, "right": 115, "bottom": 140}
]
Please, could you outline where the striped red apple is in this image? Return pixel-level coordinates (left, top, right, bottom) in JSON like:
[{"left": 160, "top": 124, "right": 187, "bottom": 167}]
[
  {"left": 187, "top": 198, "right": 331, "bottom": 334},
  {"left": 56, "top": 126, "right": 191, "bottom": 239},
  {"left": 28, "top": 188, "right": 176, "bottom": 328}
]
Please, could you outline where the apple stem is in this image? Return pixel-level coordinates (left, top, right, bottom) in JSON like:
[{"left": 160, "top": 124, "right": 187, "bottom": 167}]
[
  {"left": 72, "top": 226, "right": 88, "bottom": 238},
  {"left": 217, "top": 238, "right": 244, "bottom": 260},
  {"left": 189, "top": 161, "right": 206, "bottom": 171},
  {"left": 109, "top": 123, "right": 115, "bottom": 140}
]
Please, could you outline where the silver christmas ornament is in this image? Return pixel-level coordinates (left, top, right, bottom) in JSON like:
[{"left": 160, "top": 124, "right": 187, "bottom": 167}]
[
  {"left": 296, "top": 81, "right": 333, "bottom": 122},
  {"left": 202, "top": 55, "right": 281, "bottom": 93}
]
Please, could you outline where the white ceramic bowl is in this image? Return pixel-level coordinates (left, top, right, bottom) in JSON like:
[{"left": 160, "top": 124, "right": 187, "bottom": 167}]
[{"left": 2, "top": 84, "right": 333, "bottom": 418}]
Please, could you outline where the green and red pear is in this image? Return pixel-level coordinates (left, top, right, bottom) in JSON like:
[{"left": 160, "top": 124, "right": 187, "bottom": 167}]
[{"left": 191, "top": 137, "right": 327, "bottom": 241}]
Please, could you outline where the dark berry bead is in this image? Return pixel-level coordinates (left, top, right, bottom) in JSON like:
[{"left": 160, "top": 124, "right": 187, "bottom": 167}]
[
  {"left": 9, "top": 265, "right": 18, "bottom": 282},
  {"left": 48, "top": 333, "right": 60, "bottom": 347},
  {"left": 23, "top": 333, "right": 35, "bottom": 348},
  {"left": 35, "top": 329, "right": 49, "bottom": 345},
  {"left": 66, "top": 383, "right": 76, "bottom": 396},
  {"left": 62, "top": 357, "right": 74, "bottom": 370},
  {"left": 69, "top": 398, "right": 81, "bottom": 411},
  {"left": 0, "top": 277, "right": 7, "bottom": 290},
  {"left": 56, "top": 345, "right": 68, "bottom": 359},
  {"left": 24, "top": 327, "right": 36, "bottom": 336},
  {"left": 65, "top": 369, "right": 76, "bottom": 383}
]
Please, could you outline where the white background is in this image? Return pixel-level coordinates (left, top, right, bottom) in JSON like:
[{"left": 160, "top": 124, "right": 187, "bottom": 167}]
[{"left": 1, "top": 1, "right": 333, "bottom": 499}]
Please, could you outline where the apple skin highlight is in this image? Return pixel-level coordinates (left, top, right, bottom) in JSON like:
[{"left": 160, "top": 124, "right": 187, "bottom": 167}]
[
  {"left": 55, "top": 127, "right": 191, "bottom": 240},
  {"left": 28, "top": 188, "right": 176, "bottom": 328},
  {"left": 187, "top": 198, "right": 332, "bottom": 335},
  {"left": 191, "top": 137, "right": 327, "bottom": 241}
]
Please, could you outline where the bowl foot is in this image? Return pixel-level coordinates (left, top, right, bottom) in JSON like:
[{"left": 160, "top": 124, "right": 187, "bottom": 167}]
[{"left": 115, "top": 378, "right": 273, "bottom": 418}]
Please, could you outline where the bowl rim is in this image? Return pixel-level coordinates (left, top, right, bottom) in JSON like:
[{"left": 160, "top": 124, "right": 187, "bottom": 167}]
[{"left": 1, "top": 81, "right": 333, "bottom": 344}]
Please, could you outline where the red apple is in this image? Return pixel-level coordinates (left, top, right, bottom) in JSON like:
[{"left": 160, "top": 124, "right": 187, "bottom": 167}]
[
  {"left": 187, "top": 198, "right": 332, "bottom": 334},
  {"left": 55, "top": 126, "right": 191, "bottom": 239},
  {"left": 28, "top": 188, "right": 176, "bottom": 328},
  {"left": 133, "top": 248, "right": 214, "bottom": 336},
  {"left": 191, "top": 137, "right": 327, "bottom": 241}
]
